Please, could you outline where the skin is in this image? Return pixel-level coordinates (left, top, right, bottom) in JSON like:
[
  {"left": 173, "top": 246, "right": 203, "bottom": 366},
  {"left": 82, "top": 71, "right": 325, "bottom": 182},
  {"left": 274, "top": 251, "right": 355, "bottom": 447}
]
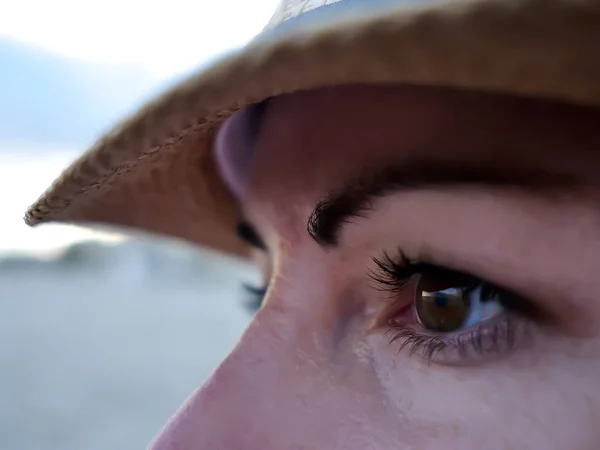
[{"left": 149, "top": 85, "right": 600, "bottom": 449}]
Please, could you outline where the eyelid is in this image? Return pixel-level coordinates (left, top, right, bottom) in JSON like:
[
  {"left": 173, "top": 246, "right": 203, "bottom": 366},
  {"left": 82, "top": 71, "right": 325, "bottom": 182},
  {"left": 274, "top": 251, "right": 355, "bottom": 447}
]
[
  {"left": 367, "top": 251, "right": 543, "bottom": 364},
  {"left": 370, "top": 250, "right": 547, "bottom": 323},
  {"left": 349, "top": 186, "right": 598, "bottom": 332}
]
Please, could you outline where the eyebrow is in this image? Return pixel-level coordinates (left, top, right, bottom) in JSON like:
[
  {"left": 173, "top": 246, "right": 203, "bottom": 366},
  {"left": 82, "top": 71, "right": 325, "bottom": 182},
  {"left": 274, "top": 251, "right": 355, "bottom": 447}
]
[{"left": 306, "top": 161, "right": 580, "bottom": 247}]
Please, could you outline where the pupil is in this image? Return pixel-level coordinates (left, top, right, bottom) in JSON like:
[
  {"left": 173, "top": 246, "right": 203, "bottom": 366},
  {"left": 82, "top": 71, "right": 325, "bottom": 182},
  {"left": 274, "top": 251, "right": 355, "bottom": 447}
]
[
  {"left": 415, "top": 275, "right": 471, "bottom": 332},
  {"left": 433, "top": 293, "right": 448, "bottom": 308}
]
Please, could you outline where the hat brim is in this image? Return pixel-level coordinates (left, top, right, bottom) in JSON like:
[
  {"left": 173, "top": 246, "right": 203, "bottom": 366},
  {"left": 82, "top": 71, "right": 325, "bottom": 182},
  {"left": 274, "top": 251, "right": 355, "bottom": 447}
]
[{"left": 25, "top": 0, "right": 600, "bottom": 258}]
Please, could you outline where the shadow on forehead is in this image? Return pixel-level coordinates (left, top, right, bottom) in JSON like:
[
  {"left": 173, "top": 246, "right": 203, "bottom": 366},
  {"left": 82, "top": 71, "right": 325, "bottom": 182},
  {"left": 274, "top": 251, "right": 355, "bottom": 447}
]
[
  {"left": 255, "top": 84, "right": 600, "bottom": 168},
  {"left": 241, "top": 85, "right": 600, "bottom": 246},
  {"left": 237, "top": 85, "right": 600, "bottom": 200}
]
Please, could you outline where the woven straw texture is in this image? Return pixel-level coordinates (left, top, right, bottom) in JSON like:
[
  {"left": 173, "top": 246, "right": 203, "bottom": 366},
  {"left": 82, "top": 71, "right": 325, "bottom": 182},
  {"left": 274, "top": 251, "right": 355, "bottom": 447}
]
[{"left": 25, "top": 0, "right": 600, "bottom": 257}]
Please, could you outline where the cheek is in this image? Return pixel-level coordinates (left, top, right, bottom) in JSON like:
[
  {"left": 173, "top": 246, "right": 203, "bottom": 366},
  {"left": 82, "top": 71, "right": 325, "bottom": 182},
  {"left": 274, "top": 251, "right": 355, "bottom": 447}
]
[
  {"left": 151, "top": 302, "right": 404, "bottom": 449},
  {"left": 368, "top": 331, "right": 600, "bottom": 449},
  {"left": 248, "top": 256, "right": 478, "bottom": 448}
]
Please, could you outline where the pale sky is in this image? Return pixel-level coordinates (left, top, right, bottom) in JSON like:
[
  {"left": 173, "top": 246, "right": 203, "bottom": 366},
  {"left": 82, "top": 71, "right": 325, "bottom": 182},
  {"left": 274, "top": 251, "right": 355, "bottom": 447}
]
[
  {"left": 0, "top": 0, "right": 279, "bottom": 255},
  {"left": 0, "top": 0, "right": 279, "bottom": 77}
]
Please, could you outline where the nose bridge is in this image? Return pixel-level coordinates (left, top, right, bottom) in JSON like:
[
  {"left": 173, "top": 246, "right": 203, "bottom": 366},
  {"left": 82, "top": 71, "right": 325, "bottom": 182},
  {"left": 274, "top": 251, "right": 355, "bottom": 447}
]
[{"left": 148, "top": 297, "right": 310, "bottom": 450}]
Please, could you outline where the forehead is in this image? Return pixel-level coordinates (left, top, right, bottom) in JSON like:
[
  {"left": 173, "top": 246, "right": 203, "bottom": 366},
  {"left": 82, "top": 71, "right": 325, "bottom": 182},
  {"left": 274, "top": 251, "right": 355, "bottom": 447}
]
[{"left": 247, "top": 85, "right": 600, "bottom": 199}]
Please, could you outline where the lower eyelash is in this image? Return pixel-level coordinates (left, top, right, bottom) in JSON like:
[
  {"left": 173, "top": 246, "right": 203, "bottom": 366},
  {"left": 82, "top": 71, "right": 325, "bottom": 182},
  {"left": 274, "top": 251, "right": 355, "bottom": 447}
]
[
  {"left": 242, "top": 284, "right": 267, "bottom": 312},
  {"left": 386, "top": 328, "right": 447, "bottom": 362},
  {"left": 386, "top": 315, "right": 526, "bottom": 364}
]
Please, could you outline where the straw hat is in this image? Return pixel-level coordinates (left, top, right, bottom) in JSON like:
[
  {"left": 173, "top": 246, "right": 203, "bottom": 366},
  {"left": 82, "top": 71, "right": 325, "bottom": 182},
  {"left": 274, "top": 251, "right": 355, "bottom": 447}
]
[{"left": 25, "top": 0, "right": 600, "bottom": 258}]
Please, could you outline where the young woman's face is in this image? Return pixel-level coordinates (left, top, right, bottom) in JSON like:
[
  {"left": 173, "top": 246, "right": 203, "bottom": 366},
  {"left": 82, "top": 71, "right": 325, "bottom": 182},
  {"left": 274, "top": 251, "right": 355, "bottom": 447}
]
[{"left": 150, "top": 85, "right": 600, "bottom": 449}]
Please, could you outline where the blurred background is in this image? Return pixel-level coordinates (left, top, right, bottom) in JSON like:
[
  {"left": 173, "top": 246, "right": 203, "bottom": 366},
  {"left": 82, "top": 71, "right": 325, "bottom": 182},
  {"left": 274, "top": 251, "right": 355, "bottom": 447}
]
[{"left": 0, "top": 1, "right": 278, "bottom": 448}]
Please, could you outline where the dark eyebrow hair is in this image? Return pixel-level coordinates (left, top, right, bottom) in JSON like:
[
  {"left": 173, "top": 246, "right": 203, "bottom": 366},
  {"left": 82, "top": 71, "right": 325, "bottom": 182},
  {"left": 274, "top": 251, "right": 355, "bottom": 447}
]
[{"left": 306, "top": 161, "right": 579, "bottom": 247}]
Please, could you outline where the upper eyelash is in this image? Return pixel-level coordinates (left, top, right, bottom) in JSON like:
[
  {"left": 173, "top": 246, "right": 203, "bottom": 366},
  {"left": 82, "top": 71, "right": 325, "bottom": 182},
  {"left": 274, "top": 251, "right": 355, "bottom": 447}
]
[
  {"left": 368, "top": 249, "right": 474, "bottom": 294},
  {"left": 368, "top": 249, "right": 413, "bottom": 293},
  {"left": 371, "top": 249, "right": 539, "bottom": 321}
]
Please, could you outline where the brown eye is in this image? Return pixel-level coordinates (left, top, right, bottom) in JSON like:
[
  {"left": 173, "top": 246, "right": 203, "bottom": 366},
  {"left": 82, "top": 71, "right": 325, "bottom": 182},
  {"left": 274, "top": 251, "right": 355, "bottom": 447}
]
[
  {"left": 415, "top": 274, "right": 473, "bottom": 332},
  {"left": 415, "top": 273, "right": 507, "bottom": 333}
]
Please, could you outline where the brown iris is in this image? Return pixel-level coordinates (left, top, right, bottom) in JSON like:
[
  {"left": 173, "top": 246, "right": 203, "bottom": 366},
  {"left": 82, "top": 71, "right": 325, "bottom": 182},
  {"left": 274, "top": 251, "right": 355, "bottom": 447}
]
[{"left": 415, "top": 274, "right": 472, "bottom": 332}]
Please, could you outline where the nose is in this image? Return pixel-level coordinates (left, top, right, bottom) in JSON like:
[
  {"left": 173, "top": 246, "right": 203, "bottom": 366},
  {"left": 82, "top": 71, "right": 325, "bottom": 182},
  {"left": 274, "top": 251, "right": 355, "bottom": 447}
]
[
  {"left": 146, "top": 268, "right": 391, "bottom": 450},
  {"left": 147, "top": 302, "right": 310, "bottom": 450}
]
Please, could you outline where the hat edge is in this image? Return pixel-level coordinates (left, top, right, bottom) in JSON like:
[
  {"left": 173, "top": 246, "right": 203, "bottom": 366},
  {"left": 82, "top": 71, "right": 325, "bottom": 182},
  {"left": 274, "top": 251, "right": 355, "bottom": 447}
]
[{"left": 24, "top": 0, "right": 600, "bottom": 253}]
